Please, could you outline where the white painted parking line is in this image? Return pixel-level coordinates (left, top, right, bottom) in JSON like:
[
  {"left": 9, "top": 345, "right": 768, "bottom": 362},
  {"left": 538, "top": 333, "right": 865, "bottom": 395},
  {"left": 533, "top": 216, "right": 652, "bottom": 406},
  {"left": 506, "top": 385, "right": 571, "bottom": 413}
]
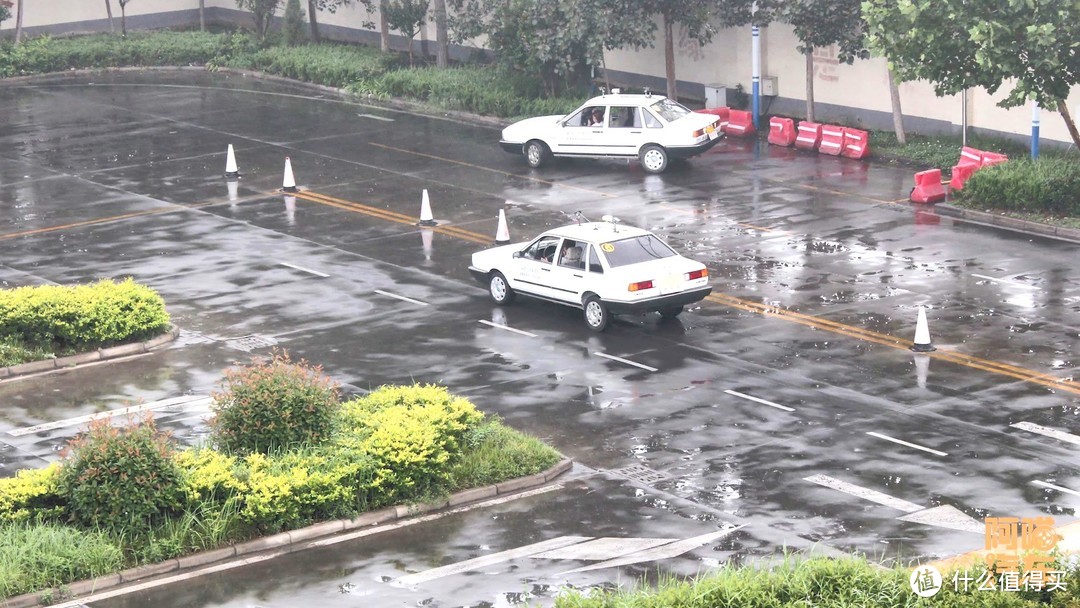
[
  {"left": 1032, "top": 480, "right": 1080, "bottom": 498},
  {"left": 593, "top": 352, "right": 658, "bottom": 372},
  {"left": 397, "top": 536, "right": 591, "bottom": 585},
  {"left": 278, "top": 262, "right": 330, "bottom": 278},
  {"left": 971, "top": 273, "right": 1039, "bottom": 290},
  {"left": 804, "top": 474, "right": 923, "bottom": 513},
  {"left": 724, "top": 389, "right": 795, "bottom": 412},
  {"left": 477, "top": 320, "right": 536, "bottom": 337},
  {"left": 557, "top": 526, "right": 747, "bottom": 575},
  {"left": 1010, "top": 421, "right": 1080, "bottom": 447},
  {"left": 865, "top": 431, "right": 948, "bottom": 457},
  {"left": 8, "top": 395, "right": 211, "bottom": 437},
  {"left": 374, "top": 289, "right": 429, "bottom": 306},
  {"left": 532, "top": 537, "right": 677, "bottom": 560},
  {"left": 357, "top": 113, "right": 395, "bottom": 122}
]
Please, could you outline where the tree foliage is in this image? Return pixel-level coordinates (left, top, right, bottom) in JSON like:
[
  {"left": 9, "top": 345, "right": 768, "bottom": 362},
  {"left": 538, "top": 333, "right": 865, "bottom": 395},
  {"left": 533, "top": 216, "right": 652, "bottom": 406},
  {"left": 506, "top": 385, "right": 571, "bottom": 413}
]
[
  {"left": 0, "top": 0, "right": 10, "bottom": 27},
  {"left": 284, "top": 0, "right": 307, "bottom": 45},
  {"left": 782, "top": 0, "right": 867, "bottom": 120},
  {"left": 383, "top": 0, "right": 429, "bottom": 64},
  {"left": 863, "top": 0, "right": 1080, "bottom": 148},
  {"left": 236, "top": 0, "right": 283, "bottom": 42}
]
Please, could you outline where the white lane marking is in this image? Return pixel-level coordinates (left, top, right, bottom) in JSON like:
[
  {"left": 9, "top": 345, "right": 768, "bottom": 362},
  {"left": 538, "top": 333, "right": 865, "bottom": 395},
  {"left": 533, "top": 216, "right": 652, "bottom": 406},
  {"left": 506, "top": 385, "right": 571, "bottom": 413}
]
[
  {"left": 971, "top": 273, "right": 1039, "bottom": 290},
  {"left": 1011, "top": 421, "right": 1080, "bottom": 447},
  {"left": 593, "top": 352, "right": 658, "bottom": 372},
  {"left": 866, "top": 431, "right": 948, "bottom": 457},
  {"left": 724, "top": 389, "right": 795, "bottom": 412},
  {"left": 804, "top": 474, "right": 923, "bottom": 513},
  {"left": 358, "top": 113, "right": 395, "bottom": 122},
  {"left": 477, "top": 319, "right": 536, "bottom": 337},
  {"left": 532, "top": 537, "right": 677, "bottom": 560},
  {"left": 8, "top": 396, "right": 211, "bottom": 437},
  {"left": 1032, "top": 480, "right": 1080, "bottom": 498},
  {"left": 374, "top": 289, "right": 429, "bottom": 306},
  {"left": 397, "top": 536, "right": 592, "bottom": 585},
  {"left": 278, "top": 262, "right": 330, "bottom": 278},
  {"left": 557, "top": 526, "right": 747, "bottom": 575}
]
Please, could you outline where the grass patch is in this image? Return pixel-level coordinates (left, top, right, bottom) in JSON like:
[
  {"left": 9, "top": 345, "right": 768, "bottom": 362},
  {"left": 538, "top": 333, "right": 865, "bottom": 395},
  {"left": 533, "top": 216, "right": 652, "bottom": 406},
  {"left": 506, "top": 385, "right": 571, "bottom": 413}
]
[
  {"left": 0, "top": 338, "right": 56, "bottom": 367},
  {"left": 0, "top": 523, "right": 123, "bottom": 599},
  {"left": 448, "top": 419, "right": 562, "bottom": 490}
]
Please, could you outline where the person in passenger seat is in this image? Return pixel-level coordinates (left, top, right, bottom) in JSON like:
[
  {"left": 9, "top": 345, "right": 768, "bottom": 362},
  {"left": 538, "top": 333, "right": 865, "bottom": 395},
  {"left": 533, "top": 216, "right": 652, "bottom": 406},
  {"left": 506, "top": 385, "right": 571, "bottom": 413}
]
[{"left": 561, "top": 246, "right": 584, "bottom": 269}]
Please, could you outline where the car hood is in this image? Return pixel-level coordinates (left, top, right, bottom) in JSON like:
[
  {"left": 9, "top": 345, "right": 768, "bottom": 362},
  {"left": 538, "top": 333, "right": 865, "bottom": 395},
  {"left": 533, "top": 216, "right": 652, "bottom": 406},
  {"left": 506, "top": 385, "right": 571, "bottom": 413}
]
[
  {"left": 471, "top": 242, "right": 528, "bottom": 267},
  {"left": 501, "top": 115, "right": 565, "bottom": 141}
]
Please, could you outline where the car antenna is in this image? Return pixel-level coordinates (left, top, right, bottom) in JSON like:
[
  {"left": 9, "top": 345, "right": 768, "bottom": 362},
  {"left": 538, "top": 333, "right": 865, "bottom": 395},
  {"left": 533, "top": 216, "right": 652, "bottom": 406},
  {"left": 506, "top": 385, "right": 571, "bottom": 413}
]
[
  {"left": 574, "top": 211, "right": 588, "bottom": 226},
  {"left": 644, "top": 87, "right": 651, "bottom": 98},
  {"left": 601, "top": 214, "right": 621, "bottom": 233}
]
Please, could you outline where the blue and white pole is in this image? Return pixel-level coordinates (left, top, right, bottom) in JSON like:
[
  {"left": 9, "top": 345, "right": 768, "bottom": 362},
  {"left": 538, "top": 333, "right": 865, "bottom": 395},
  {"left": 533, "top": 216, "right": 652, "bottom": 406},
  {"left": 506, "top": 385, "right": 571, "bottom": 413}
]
[
  {"left": 1031, "top": 101, "right": 1040, "bottom": 160},
  {"left": 752, "top": 25, "right": 761, "bottom": 131}
]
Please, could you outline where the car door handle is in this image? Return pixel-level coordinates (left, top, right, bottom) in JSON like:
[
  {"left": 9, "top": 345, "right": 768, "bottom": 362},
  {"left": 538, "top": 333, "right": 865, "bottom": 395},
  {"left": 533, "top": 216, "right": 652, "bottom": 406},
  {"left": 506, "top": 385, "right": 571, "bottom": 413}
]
[
  {"left": 630, "top": 130, "right": 642, "bottom": 134},
  {"left": 591, "top": 130, "right": 603, "bottom": 134},
  {"left": 541, "top": 267, "right": 551, "bottom": 272},
  {"left": 573, "top": 274, "right": 583, "bottom": 278}
]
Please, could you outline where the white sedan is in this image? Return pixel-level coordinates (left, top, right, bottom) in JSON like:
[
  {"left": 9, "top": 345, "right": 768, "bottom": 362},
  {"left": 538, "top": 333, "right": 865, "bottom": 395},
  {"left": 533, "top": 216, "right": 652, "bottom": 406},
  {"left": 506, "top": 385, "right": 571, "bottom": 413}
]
[
  {"left": 499, "top": 92, "right": 723, "bottom": 174},
  {"left": 468, "top": 217, "right": 712, "bottom": 331}
]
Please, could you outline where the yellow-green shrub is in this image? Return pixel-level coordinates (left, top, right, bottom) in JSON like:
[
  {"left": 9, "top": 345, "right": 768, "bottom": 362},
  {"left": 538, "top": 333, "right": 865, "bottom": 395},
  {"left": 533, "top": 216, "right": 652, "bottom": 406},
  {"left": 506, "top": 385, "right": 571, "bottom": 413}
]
[
  {"left": 175, "top": 449, "right": 246, "bottom": 505},
  {"left": 0, "top": 278, "right": 170, "bottom": 351},
  {"left": 0, "top": 463, "right": 65, "bottom": 524}
]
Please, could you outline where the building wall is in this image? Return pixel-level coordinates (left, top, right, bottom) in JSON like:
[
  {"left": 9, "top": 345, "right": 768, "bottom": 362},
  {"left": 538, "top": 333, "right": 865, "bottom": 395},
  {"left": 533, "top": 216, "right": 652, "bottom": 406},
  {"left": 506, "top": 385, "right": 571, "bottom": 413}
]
[{"left": 3, "top": 2, "right": 1078, "bottom": 145}]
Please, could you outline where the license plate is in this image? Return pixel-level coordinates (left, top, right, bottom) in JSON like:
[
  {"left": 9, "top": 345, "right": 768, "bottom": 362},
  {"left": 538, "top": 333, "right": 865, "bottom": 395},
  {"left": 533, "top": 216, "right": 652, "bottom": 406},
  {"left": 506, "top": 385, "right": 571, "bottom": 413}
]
[
  {"left": 706, "top": 125, "right": 715, "bottom": 134},
  {"left": 659, "top": 274, "right": 681, "bottom": 295}
]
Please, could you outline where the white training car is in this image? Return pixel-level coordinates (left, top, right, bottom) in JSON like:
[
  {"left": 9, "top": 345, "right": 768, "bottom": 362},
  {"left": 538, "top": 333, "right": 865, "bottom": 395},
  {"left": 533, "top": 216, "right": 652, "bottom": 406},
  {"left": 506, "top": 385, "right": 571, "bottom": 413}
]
[
  {"left": 468, "top": 216, "right": 712, "bottom": 331},
  {"left": 499, "top": 92, "right": 723, "bottom": 174}
]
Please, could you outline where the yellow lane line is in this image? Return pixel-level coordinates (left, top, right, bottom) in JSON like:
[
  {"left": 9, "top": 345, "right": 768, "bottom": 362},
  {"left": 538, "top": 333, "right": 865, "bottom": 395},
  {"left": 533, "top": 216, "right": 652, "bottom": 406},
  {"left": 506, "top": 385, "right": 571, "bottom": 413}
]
[
  {"left": 0, "top": 204, "right": 214, "bottom": 242},
  {"left": 366, "top": 142, "right": 616, "bottom": 198}
]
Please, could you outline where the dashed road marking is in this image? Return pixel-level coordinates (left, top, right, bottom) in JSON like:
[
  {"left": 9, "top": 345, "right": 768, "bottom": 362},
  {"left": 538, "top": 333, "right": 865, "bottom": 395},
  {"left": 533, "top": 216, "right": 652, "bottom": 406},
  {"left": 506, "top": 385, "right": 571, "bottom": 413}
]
[
  {"left": 866, "top": 431, "right": 949, "bottom": 457},
  {"left": 593, "top": 352, "right": 658, "bottom": 372},
  {"left": 8, "top": 395, "right": 211, "bottom": 437},
  {"left": 374, "top": 289, "right": 429, "bottom": 306},
  {"left": 278, "top": 262, "right": 330, "bottom": 278},
  {"left": 971, "top": 274, "right": 1039, "bottom": 290},
  {"left": 724, "top": 389, "right": 795, "bottom": 412},
  {"left": 478, "top": 319, "right": 536, "bottom": 337},
  {"left": 1010, "top": 421, "right": 1080, "bottom": 447},
  {"left": 804, "top": 474, "right": 923, "bottom": 513},
  {"left": 397, "top": 536, "right": 591, "bottom": 585},
  {"left": 1032, "top": 480, "right": 1080, "bottom": 498}
]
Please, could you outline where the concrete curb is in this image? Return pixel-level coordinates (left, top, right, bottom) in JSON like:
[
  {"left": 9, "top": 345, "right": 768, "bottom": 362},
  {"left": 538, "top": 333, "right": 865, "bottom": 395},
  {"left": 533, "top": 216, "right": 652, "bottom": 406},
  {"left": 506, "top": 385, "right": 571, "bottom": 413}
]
[
  {"left": 4, "top": 457, "right": 573, "bottom": 608},
  {"left": 0, "top": 325, "right": 179, "bottom": 382},
  {"left": 934, "top": 204, "right": 1080, "bottom": 244}
]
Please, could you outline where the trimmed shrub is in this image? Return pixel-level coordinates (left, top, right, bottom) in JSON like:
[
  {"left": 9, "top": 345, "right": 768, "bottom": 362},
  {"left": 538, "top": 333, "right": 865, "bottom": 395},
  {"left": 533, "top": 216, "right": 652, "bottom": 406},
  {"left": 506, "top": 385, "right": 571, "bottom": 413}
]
[
  {"left": 0, "top": 523, "right": 124, "bottom": 599},
  {"left": 0, "top": 278, "right": 170, "bottom": 352},
  {"left": 210, "top": 351, "right": 341, "bottom": 455},
  {"left": 58, "top": 415, "right": 185, "bottom": 533},
  {"left": 224, "top": 43, "right": 399, "bottom": 88},
  {"left": 0, "top": 463, "right": 65, "bottom": 524},
  {"left": 959, "top": 158, "right": 1080, "bottom": 216}
]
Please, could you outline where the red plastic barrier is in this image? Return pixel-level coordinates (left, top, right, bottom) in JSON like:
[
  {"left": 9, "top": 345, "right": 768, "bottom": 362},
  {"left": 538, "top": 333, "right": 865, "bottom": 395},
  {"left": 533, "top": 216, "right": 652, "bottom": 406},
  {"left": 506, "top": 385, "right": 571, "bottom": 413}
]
[
  {"left": 818, "top": 125, "right": 844, "bottom": 156},
  {"left": 695, "top": 107, "right": 730, "bottom": 132},
  {"left": 767, "top": 117, "right": 796, "bottom": 146},
  {"left": 950, "top": 162, "right": 979, "bottom": 191},
  {"left": 841, "top": 128, "right": 870, "bottom": 159},
  {"left": 981, "top": 151, "right": 1008, "bottom": 167},
  {"left": 724, "top": 110, "right": 756, "bottom": 138},
  {"left": 910, "top": 168, "right": 946, "bottom": 204},
  {"left": 794, "top": 121, "right": 822, "bottom": 151},
  {"left": 958, "top": 146, "right": 983, "bottom": 167}
]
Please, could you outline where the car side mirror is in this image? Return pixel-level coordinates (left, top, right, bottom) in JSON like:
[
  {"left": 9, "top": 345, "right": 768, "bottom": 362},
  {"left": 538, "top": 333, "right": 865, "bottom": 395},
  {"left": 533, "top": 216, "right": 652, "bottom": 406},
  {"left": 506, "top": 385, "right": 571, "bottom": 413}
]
[{"left": 512, "top": 251, "right": 523, "bottom": 259}]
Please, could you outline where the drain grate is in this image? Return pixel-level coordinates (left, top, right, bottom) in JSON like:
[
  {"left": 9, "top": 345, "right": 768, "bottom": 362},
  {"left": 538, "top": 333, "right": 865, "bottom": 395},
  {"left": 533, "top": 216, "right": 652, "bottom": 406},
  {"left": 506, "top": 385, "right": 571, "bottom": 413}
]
[
  {"left": 175, "top": 329, "right": 217, "bottom": 346},
  {"left": 611, "top": 463, "right": 668, "bottom": 485},
  {"left": 225, "top": 334, "right": 278, "bottom": 352}
]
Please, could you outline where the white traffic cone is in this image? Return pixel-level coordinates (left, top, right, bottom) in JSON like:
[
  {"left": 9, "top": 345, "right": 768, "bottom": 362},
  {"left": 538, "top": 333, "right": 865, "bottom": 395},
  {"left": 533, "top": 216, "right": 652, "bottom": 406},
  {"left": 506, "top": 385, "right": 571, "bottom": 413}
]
[
  {"left": 224, "top": 144, "right": 240, "bottom": 178},
  {"left": 281, "top": 157, "right": 298, "bottom": 193},
  {"left": 418, "top": 189, "right": 437, "bottom": 226},
  {"left": 495, "top": 209, "right": 511, "bottom": 244},
  {"left": 910, "top": 306, "right": 936, "bottom": 352}
]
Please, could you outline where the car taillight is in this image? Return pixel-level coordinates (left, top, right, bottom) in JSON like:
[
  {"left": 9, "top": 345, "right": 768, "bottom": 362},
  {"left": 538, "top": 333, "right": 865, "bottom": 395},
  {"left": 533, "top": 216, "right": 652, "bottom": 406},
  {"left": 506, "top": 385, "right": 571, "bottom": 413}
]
[
  {"left": 628, "top": 280, "right": 654, "bottom": 292},
  {"left": 685, "top": 268, "right": 708, "bottom": 281}
]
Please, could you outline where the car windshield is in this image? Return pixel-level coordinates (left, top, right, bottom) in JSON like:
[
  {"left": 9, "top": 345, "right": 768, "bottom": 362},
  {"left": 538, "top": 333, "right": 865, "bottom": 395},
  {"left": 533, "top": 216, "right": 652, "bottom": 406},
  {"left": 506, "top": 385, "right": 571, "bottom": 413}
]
[
  {"left": 599, "top": 234, "right": 678, "bottom": 267},
  {"left": 648, "top": 99, "right": 692, "bottom": 123}
]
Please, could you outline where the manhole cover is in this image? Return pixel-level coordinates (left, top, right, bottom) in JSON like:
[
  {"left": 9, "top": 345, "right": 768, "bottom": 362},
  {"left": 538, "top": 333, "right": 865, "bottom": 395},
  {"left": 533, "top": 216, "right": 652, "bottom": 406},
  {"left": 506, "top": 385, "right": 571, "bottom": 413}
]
[
  {"left": 224, "top": 335, "right": 278, "bottom": 352},
  {"left": 611, "top": 463, "right": 668, "bottom": 485},
  {"left": 175, "top": 329, "right": 217, "bottom": 346}
]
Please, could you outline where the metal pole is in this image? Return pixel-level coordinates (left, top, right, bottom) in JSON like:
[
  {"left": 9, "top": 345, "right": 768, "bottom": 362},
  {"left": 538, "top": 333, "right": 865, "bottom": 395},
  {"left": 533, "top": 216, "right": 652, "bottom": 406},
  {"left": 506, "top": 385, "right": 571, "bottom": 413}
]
[
  {"left": 1031, "top": 102, "right": 1040, "bottom": 160},
  {"left": 752, "top": 25, "right": 761, "bottom": 131},
  {"left": 961, "top": 89, "right": 968, "bottom": 147}
]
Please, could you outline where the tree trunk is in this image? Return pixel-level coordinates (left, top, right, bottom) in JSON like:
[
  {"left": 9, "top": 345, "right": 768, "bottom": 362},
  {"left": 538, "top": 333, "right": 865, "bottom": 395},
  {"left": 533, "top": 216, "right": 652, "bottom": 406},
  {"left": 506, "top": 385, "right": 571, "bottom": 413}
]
[
  {"left": 433, "top": 0, "right": 448, "bottom": 67},
  {"left": 1057, "top": 100, "right": 1080, "bottom": 151},
  {"left": 14, "top": 0, "right": 23, "bottom": 44},
  {"left": 105, "top": 0, "right": 114, "bottom": 34},
  {"left": 379, "top": 0, "right": 390, "bottom": 52},
  {"left": 887, "top": 66, "right": 906, "bottom": 145},
  {"left": 199, "top": 0, "right": 205, "bottom": 31},
  {"left": 663, "top": 14, "right": 676, "bottom": 100},
  {"left": 805, "top": 49, "right": 814, "bottom": 122},
  {"left": 307, "top": 0, "right": 319, "bottom": 42},
  {"left": 120, "top": 5, "right": 127, "bottom": 36}
]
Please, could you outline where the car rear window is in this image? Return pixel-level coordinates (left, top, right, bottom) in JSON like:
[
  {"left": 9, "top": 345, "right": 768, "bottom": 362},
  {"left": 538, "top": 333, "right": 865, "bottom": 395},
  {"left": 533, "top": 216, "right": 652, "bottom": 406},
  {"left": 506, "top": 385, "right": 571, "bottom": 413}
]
[
  {"left": 648, "top": 99, "right": 691, "bottom": 123},
  {"left": 599, "top": 234, "right": 677, "bottom": 267}
]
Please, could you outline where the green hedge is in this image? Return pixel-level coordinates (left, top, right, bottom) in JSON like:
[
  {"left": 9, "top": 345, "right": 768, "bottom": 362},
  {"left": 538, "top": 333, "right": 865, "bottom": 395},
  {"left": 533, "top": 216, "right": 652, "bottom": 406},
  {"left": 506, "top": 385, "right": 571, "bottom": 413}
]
[
  {"left": 0, "top": 278, "right": 171, "bottom": 352},
  {"left": 958, "top": 158, "right": 1080, "bottom": 216}
]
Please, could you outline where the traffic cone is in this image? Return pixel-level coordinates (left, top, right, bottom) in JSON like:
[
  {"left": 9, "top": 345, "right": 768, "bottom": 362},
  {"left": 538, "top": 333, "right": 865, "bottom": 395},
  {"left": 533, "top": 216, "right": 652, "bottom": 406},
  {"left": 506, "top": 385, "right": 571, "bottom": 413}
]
[
  {"left": 417, "top": 189, "right": 437, "bottom": 226},
  {"left": 281, "top": 157, "right": 298, "bottom": 193},
  {"left": 495, "top": 209, "right": 510, "bottom": 244},
  {"left": 910, "top": 306, "right": 936, "bottom": 352},
  {"left": 224, "top": 144, "right": 240, "bottom": 178}
]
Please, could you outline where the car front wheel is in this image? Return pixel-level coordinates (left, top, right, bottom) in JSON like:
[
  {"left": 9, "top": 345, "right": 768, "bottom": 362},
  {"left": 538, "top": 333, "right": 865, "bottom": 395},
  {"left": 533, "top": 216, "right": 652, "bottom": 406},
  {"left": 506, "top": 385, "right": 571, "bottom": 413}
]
[
  {"left": 583, "top": 295, "right": 610, "bottom": 332},
  {"left": 489, "top": 271, "right": 515, "bottom": 305},
  {"left": 639, "top": 144, "right": 669, "bottom": 174},
  {"left": 525, "top": 140, "right": 551, "bottom": 168}
]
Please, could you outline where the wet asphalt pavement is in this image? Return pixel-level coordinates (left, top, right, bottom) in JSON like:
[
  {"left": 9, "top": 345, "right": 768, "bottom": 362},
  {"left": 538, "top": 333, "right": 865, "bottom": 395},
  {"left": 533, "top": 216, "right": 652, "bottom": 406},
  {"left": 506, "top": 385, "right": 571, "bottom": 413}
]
[{"left": 1, "top": 71, "right": 1078, "bottom": 607}]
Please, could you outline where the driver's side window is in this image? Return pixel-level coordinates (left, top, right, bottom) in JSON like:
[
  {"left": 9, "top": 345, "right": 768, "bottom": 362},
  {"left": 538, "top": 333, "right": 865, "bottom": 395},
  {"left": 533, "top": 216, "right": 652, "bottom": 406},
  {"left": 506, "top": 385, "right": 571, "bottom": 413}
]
[
  {"left": 565, "top": 108, "right": 591, "bottom": 127},
  {"left": 522, "top": 236, "right": 560, "bottom": 262}
]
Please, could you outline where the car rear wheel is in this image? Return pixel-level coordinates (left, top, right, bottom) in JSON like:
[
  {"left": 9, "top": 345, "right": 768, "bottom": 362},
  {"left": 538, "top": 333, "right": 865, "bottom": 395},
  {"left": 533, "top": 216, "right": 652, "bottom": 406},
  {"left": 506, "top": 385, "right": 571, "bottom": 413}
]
[
  {"left": 639, "top": 144, "right": 669, "bottom": 174},
  {"left": 583, "top": 295, "right": 610, "bottom": 332},
  {"left": 489, "top": 271, "right": 515, "bottom": 305},
  {"left": 525, "top": 140, "right": 551, "bottom": 168},
  {"left": 659, "top": 305, "right": 684, "bottom": 319}
]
